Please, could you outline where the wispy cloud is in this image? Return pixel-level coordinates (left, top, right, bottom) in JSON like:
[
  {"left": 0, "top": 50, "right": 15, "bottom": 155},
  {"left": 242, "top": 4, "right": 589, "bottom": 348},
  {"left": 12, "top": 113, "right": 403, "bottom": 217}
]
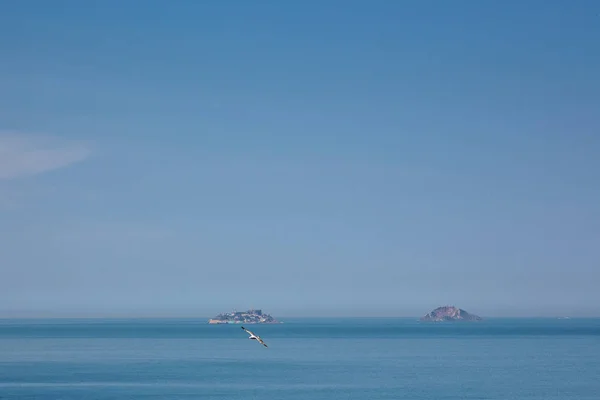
[
  {"left": 52, "top": 221, "right": 175, "bottom": 243},
  {"left": 0, "top": 131, "right": 90, "bottom": 180},
  {"left": 0, "top": 186, "right": 22, "bottom": 210}
]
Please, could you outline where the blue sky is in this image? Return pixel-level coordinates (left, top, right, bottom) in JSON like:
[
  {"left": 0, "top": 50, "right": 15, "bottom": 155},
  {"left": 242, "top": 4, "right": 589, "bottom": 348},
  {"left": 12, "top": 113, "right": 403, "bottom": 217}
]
[{"left": 1, "top": 1, "right": 599, "bottom": 317}]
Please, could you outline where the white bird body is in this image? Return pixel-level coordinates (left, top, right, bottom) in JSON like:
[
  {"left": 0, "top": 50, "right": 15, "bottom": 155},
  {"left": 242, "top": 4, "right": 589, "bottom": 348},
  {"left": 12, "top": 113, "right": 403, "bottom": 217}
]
[{"left": 241, "top": 326, "right": 268, "bottom": 347}]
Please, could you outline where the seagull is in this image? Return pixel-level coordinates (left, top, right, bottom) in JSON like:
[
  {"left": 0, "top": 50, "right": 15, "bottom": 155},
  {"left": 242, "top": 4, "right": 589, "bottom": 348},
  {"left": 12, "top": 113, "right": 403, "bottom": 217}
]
[{"left": 241, "top": 326, "right": 268, "bottom": 347}]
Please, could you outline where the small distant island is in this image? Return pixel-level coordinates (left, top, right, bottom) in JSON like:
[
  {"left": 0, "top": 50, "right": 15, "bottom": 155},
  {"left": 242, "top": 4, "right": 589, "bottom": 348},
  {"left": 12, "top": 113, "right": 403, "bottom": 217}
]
[
  {"left": 420, "top": 306, "right": 482, "bottom": 322},
  {"left": 208, "top": 309, "right": 281, "bottom": 324}
]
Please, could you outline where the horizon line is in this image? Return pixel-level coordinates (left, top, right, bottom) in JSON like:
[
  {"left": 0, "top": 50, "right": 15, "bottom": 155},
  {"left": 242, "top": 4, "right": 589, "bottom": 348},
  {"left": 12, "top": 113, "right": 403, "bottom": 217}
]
[{"left": 0, "top": 314, "right": 597, "bottom": 320}]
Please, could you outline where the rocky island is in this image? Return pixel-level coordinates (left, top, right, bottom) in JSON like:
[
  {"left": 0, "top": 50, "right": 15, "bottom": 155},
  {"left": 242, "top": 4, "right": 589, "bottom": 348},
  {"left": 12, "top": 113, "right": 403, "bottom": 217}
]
[
  {"left": 208, "top": 309, "right": 281, "bottom": 324},
  {"left": 420, "top": 306, "right": 482, "bottom": 322}
]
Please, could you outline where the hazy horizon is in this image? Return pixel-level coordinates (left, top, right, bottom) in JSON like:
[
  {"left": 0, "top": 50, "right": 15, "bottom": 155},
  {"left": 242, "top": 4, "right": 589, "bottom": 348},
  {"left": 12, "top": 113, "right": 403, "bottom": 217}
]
[
  {"left": 1, "top": 2, "right": 599, "bottom": 318},
  {"left": 1, "top": 304, "right": 599, "bottom": 319}
]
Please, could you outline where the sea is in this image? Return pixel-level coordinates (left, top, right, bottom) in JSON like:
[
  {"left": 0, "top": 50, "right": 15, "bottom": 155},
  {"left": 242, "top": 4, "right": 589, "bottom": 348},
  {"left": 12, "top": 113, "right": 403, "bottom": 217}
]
[{"left": 1, "top": 317, "right": 599, "bottom": 399}]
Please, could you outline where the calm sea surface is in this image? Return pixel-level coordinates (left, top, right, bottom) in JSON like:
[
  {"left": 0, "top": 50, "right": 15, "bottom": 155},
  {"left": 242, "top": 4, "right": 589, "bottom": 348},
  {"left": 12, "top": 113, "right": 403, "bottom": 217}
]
[{"left": 1, "top": 318, "right": 599, "bottom": 399}]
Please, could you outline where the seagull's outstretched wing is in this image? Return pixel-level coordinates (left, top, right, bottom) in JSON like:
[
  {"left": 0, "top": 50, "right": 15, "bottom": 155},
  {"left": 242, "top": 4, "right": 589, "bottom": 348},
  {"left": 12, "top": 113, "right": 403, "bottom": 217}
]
[
  {"left": 241, "top": 326, "right": 255, "bottom": 336},
  {"left": 241, "top": 326, "right": 268, "bottom": 347}
]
